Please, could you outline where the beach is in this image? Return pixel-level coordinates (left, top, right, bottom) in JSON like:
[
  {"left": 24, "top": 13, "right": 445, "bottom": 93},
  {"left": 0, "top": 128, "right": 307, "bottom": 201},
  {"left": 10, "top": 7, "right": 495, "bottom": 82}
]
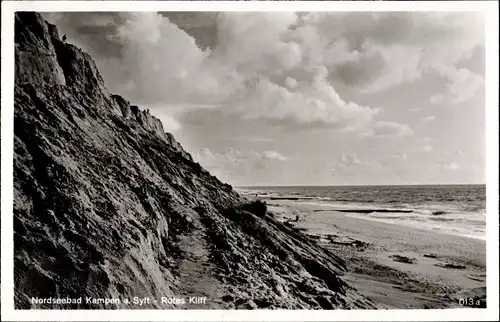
[{"left": 263, "top": 198, "right": 486, "bottom": 309}]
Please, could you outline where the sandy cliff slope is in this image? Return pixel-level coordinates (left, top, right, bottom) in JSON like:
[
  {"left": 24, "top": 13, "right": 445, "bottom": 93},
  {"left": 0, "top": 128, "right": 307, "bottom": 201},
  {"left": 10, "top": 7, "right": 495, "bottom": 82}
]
[{"left": 13, "top": 12, "right": 374, "bottom": 310}]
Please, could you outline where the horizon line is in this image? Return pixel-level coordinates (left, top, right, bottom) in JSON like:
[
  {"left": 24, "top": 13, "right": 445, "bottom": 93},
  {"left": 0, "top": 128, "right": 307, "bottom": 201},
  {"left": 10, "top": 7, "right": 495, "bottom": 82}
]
[{"left": 235, "top": 183, "right": 487, "bottom": 188}]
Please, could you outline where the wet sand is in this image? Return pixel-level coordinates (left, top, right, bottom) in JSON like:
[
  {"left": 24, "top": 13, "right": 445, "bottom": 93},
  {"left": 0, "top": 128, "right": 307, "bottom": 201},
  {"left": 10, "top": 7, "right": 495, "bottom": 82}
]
[{"left": 266, "top": 199, "right": 486, "bottom": 309}]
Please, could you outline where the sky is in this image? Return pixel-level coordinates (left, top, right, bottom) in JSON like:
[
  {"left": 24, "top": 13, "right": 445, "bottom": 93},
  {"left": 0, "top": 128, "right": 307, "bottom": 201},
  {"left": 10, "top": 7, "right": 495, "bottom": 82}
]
[{"left": 43, "top": 11, "right": 486, "bottom": 186}]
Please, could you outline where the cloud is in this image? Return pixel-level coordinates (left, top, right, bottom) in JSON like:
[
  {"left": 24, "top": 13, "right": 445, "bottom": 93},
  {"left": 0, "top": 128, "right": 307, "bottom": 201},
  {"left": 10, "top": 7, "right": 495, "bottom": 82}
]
[
  {"left": 317, "top": 12, "right": 485, "bottom": 93},
  {"left": 227, "top": 136, "right": 275, "bottom": 143},
  {"left": 46, "top": 12, "right": 377, "bottom": 131},
  {"left": 364, "top": 121, "right": 413, "bottom": 138},
  {"left": 396, "top": 153, "right": 408, "bottom": 161},
  {"left": 139, "top": 105, "right": 183, "bottom": 133},
  {"left": 443, "top": 161, "right": 460, "bottom": 171},
  {"left": 421, "top": 115, "right": 437, "bottom": 123},
  {"left": 430, "top": 65, "right": 484, "bottom": 105},
  {"left": 214, "top": 12, "right": 301, "bottom": 74},
  {"left": 446, "top": 149, "right": 465, "bottom": 158},
  {"left": 45, "top": 12, "right": 238, "bottom": 105},
  {"left": 44, "top": 12, "right": 484, "bottom": 136},
  {"left": 234, "top": 69, "right": 378, "bottom": 129},
  {"left": 413, "top": 137, "right": 433, "bottom": 152},
  {"left": 356, "top": 44, "right": 424, "bottom": 93},
  {"left": 334, "top": 152, "right": 413, "bottom": 174},
  {"left": 193, "top": 147, "right": 289, "bottom": 183},
  {"left": 375, "top": 153, "right": 411, "bottom": 168},
  {"left": 335, "top": 153, "right": 381, "bottom": 171},
  {"left": 262, "top": 150, "right": 288, "bottom": 161},
  {"left": 154, "top": 113, "right": 182, "bottom": 133},
  {"left": 420, "top": 145, "right": 434, "bottom": 152},
  {"left": 337, "top": 154, "right": 361, "bottom": 168},
  {"left": 108, "top": 13, "right": 224, "bottom": 104}
]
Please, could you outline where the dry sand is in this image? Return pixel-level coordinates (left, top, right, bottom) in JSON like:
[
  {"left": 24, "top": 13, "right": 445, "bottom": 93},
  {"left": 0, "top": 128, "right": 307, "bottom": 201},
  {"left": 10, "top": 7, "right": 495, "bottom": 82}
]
[{"left": 266, "top": 199, "right": 486, "bottom": 309}]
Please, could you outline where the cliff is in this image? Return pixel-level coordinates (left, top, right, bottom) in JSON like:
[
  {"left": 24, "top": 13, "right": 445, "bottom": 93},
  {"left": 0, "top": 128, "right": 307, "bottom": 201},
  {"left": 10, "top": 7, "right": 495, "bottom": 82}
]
[{"left": 13, "top": 12, "right": 374, "bottom": 309}]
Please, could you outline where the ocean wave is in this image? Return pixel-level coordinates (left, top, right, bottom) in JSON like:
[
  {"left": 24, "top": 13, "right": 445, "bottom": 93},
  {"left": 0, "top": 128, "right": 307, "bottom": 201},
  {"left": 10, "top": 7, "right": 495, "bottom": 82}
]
[
  {"left": 429, "top": 217, "right": 455, "bottom": 222},
  {"left": 240, "top": 186, "right": 486, "bottom": 240},
  {"left": 335, "top": 209, "right": 414, "bottom": 214}
]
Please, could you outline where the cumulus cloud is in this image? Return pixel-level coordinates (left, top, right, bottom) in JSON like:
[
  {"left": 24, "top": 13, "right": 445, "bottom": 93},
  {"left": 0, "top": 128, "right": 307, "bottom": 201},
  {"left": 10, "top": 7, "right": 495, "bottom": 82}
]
[
  {"left": 420, "top": 145, "right": 434, "bottom": 152},
  {"left": 45, "top": 12, "right": 239, "bottom": 105},
  {"left": 364, "top": 121, "right": 413, "bottom": 138},
  {"left": 147, "top": 112, "right": 181, "bottom": 133},
  {"left": 335, "top": 153, "right": 381, "bottom": 170},
  {"left": 262, "top": 150, "right": 288, "bottom": 161},
  {"left": 227, "top": 136, "right": 275, "bottom": 143},
  {"left": 396, "top": 153, "right": 408, "bottom": 161},
  {"left": 413, "top": 137, "right": 434, "bottom": 152},
  {"left": 430, "top": 65, "right": 484, "bottom": 105},
  {"left": 193, "top": 147, "right": 289, "bottom": 183},
  {"left": 422, "top": 115, "right": 437, "bottom": 123},
  {"left": 443, "top": 161, "right": 460, "bottom": 171},
  {"left": 338, "top": 154, "right": 362, "bottom": 167},
  {"left": 446, "top": 149, "right": 465, "bottom": 158},
  {"left": 235, "top": 69, "right": 378, "bottom": 129},
  {"left": 375, "top": 153, "right": 411, "bottom": 168},
  {"left": 107, "top": 13, "right": 226, "bottom": 104},
  {"left": 319, "top": 12, "right": 485, "bottom": 93},
  {"left": 214, "top": 12, "right": 301, "bottom": 74},
  {"left": 44, "top": 11, "right": 484, "bottom": 134}
]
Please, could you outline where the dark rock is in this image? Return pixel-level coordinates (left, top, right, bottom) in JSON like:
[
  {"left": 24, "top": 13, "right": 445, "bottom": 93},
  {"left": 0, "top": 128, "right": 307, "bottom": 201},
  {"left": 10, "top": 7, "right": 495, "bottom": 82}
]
[
  {"left": 316, "top": 296, "right": 335, "bottom": 310},
  {"left": 130, "top": 104, "right": 139, "bottom": 116},
  {"left": 431, "top": 211, "right": 448, "bottom": 215},
  {"left": 222, "top": 295, "right": 234, "bottom": 302},
  {"left": 46, "top": 21, "right": 59, "bottom": 40},
  {"left": 111, "top": 94, "right": 131, "bottom": 118},
  {"left": 423, "top": 253, "right": 438, "bottom": 259},
  {"left": 435, "top": 263, "right": 467, "bottom": 270},
  {"left": 254, "top": 298, "right": 272, "bottom": 308},
  {"left": 389, "top": 255, "right": 417, "bottom": 264},
  {"left": 240, "top": 200, "right": 268, "bottom": 218},
  {"left": 234, "top": 297, "right": 245, "bottom": 305}
]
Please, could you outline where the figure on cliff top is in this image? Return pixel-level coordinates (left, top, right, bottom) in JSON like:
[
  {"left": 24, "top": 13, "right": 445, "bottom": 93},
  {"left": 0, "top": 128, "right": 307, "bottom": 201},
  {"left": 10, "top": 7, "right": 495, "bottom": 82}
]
[{"left": 62, "top": 34, "right": 67, "bottom": 42}]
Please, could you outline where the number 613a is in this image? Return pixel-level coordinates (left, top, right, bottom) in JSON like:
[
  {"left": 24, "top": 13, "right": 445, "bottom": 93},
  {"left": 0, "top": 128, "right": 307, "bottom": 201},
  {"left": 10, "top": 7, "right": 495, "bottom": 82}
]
[{"left": 458, "top": 297, "right": 481, "bottom": 307}]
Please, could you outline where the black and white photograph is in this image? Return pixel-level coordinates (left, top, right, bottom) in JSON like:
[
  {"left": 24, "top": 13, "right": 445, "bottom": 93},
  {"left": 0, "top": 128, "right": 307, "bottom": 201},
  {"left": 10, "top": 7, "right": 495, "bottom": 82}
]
[{"left": 1, "top": 1, "right": 499, "bottom": 321}]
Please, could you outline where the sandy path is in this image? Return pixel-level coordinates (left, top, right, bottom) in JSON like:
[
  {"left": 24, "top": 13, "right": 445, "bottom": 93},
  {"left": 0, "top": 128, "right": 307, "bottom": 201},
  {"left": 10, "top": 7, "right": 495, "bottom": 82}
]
[{"left": 176, "top": 213, "right": 226, "bottom": 309}]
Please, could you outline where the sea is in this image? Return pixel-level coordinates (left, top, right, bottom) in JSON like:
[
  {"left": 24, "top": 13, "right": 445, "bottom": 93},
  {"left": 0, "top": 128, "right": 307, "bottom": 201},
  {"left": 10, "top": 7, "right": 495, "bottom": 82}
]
[{"left": 237, "top": 185, "right": 487, "bottom": 240}]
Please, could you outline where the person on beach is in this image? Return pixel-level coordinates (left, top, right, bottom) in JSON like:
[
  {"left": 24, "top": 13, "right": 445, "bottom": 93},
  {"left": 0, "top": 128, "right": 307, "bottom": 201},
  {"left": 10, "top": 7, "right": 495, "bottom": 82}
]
[{"left": 295, "top": 214, "right": 299, "bottom": 222}]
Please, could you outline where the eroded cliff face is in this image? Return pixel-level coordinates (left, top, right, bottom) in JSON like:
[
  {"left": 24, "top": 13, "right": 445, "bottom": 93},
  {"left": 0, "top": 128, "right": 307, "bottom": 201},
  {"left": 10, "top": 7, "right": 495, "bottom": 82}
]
[{"left": 13, "top": 12, "right": 374, "bottom": 309}]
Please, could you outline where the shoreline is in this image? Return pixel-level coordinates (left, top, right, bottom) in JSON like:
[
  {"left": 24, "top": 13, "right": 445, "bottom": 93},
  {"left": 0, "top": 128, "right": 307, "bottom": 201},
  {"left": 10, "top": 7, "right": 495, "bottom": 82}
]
[
  {"left": 295, "top": 200, "right": 486, "bottom": 241},
  {"left": 265, "top": 199, "right": 486, "bottom": 309},
  {"left": 244, "top": 194, "right": 486, "bottom": 241}
]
